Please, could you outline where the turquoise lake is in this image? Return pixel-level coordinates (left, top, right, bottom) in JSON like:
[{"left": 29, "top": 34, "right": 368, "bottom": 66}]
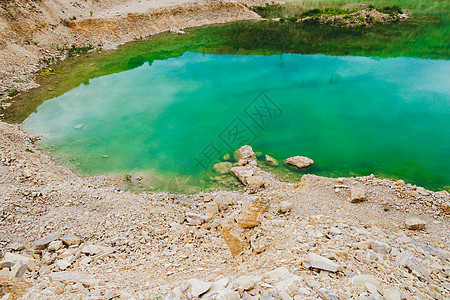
[{"left": 23, "top": 51, "right": 450, "bottom": 193}]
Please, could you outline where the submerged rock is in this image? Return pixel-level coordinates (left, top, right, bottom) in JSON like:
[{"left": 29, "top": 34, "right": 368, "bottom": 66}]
[
  {"left": 285, "top": 156, "right": 314, "bottom": 168},
  {"left": 213, "top": 162, "right": 233, "bottom": 174},
  {"left": 265, "top": 154, "right": 279, "bottom": 166}
]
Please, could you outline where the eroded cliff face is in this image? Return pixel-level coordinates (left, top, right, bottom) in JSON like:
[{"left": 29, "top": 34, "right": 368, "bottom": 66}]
[{"left": 0, "top": 0, "right": 261, "bottom": 100}]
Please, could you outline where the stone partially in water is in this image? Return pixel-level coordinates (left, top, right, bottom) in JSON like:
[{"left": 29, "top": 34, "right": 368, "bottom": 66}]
[
  {"left": 285, "top": 156, "right": 314, "bottom": 169},
  {"left": 234, "top": 145, "right": 255, "bottom": 161}
]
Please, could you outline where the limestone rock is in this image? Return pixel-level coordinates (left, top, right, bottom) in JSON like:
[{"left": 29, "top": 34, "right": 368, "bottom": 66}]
[
  {"left": 404, "top": 218, "right": 426, "bottom": 230},
  {"left": 265, "top": 155, "right": 279, "bottom": 166},
  {"left": 306, "top": 253, "right": 341, "bottom": 272},
  {"left": 61, "top": 234, "right": 81, "bottom": 246},
  {"left": 236, "top": 275, "right": 259, "bottom": 290},
  {"left": 55, "top": 259, "right": 71, "bottom": 270},
  {"left": 395, "top": 251, "right": 430, "bottom": 281},
  {"left": 49, "top": 271, "right": 99, "bottom": 286},
  {"left": 237, "top": 198, "right": 270, "bottom": 228},
  {"left": 213, "top": 162, "right": 233, "bottom": 174},
  {"left": 34, "top": 233, "right": 61, "bottom": 250},
  {"left": 231, "top": 165, "right": 255, "bottom": 184},
  {"left": 206, "top": 202, "right": 219, "bottom": 215},
  {"left": 382, "top": 288, "right": 401, "bottom": 300},
  {"left": 81, "top": 244, "right": 106, "bottom": 255},
  {"left": 246, "top": 175, "right": 264, "bottom": 190},
  {"left": 10, "top": 261, "right": 28, "bottom": 278},
  {"left": 279, "top": 201, "right": 292, "bottom": 213},
  {"left": 370, "top": 240, "right": 391, "bottom": 254},
  {"left": 352, "top": 275, "right": 380, "bottom": 288},
  {"left": 203, "top": 277, "right": 229, "bottom": 298},
  {"left": 222, "top": 226, "right": 246, "bottom": 257},
  {"left": 265, "top": 267, "right": 291, "bottom": 282},
  {"left": 441, "top": 201, "right": 450, "bottom": 214},
  {"left": 216, "top": 289, "right": 240, "bottom": 300},
  {"left": 349, "top": 186, "right": 366, "bottom": 203},
  {"left": 186, "top": 279, "right": 211, "bottom": 297},
  {"left": 285, "top": 156, "right": 314, "bottom": 168},
  {"left": 4, "top": 252, "right": 36, "bottom": 271},
  {"left": 8, "top": 242, "right": 25, "bottom": 251},
  {"left": 234, "top": 145, "right": 255, "bottom": 161},
  {"left": 48, "top": 240, "right": 63, "bottom": 251}
]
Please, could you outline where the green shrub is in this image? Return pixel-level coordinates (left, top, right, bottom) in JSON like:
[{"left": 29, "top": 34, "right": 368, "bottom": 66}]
[
  {"left": 301, "top": 8, "right": 322, "bottom": 17},
  {"left": 287, "top": 17, "right": 298, "bottom": 22},
  {"left": 251, "top": 4, "right": 283, "bottom": 18},
  {"left": 8, "top": 89, "right": 19, "bottom": 97},
  {"left": 380, "top": 5, "right": 403, "bottom": 14}
]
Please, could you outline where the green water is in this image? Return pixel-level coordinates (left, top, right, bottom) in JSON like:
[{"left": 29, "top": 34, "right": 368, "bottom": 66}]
[
  {"left": 22, "top": 52, "right": 450, "bottom": 192},
  {"left": 7, "top": 14, "right": 450, "bottom": 193}
]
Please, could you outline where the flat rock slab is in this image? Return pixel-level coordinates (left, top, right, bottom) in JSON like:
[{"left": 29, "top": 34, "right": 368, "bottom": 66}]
[
  {"left": 285, "top": 156, "right": 314, "bottom": 168},
  {"left": 4, "top": 252, "right": 36, "bottom": 270},
  {"left": 61, "top": 234, "right": 81, "bottom": 246},
  {"left": 405, "top": 218, "right": 426, "bottom": 230},
  {"left": 50, "top": 271, "right": 99, "bottom": 286},
  {"left": 34, "top": 233, "right": 61, "bottom": 250},
  {"left": 186, "top": 278, "right": 212, "bottom": 297},
  {"left": 307, "top": 253, "right": 341, "bottom": 272}
]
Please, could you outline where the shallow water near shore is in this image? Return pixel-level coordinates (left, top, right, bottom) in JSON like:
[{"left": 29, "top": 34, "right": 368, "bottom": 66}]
[
  {"left": 11, "top": 17, "right": 450, "bottom": 193},
  {"left": 23, "top": 51, "right": 450, "bottom": 193}
]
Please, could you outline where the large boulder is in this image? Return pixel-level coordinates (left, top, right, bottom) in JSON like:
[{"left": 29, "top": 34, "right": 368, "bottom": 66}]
[{"left": 285, "top": 156, "right": 314, "bottom": 168}]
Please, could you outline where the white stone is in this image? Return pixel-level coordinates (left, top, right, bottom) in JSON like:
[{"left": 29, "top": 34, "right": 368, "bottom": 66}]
[
  {"left": 206, "top": 203, "right": 219, "bottom": 215},
  {"left": 186, "top": 279, "right": 211, "bottom": 297},
  {"left": 4, "top": 252, "right": 36, "bottom": 271},
  {"left": 370, "top": 240, "right": 391, "bottom": 254},
  {"left": 215, "top": 289, "right": 240, "bottom": 300},
  {"left": 203, "top": 277, "right": 229, "bottom": 298},
  {"left": 352, "top": 275, "right": 380, "bottom": 288},
  {"left": 279, "top": 201, "right": 292, "bottom": 213},
  {"left": 382, "top": 288, "right": 401, "bottom": 300},
  {"left": 50, "top": 271, "right": 99, "bottom": 286},
  {"left": 306, "top": 253, "right": 341, "bottom": 272},
  {"left": 264, "top": 267, "right": 292, "bottom": 282},
  {"left": 236, "top": 276, "right": 259, "bottom": 290},
  {"left": 48, "top": 240, "right": 63, "bottom": 251},
  {"left": 55, "top": 259, "right": 71, "bottom": 270}
]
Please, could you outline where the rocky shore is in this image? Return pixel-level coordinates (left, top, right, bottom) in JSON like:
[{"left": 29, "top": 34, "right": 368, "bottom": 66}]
[{"left": 0, "top": 121, "right": 449, "bottom": 299}]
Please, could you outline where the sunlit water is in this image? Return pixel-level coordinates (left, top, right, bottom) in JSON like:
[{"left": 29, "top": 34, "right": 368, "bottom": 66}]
[{"left": 23, "top": 52, "right": 450, "bottom": 192}]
